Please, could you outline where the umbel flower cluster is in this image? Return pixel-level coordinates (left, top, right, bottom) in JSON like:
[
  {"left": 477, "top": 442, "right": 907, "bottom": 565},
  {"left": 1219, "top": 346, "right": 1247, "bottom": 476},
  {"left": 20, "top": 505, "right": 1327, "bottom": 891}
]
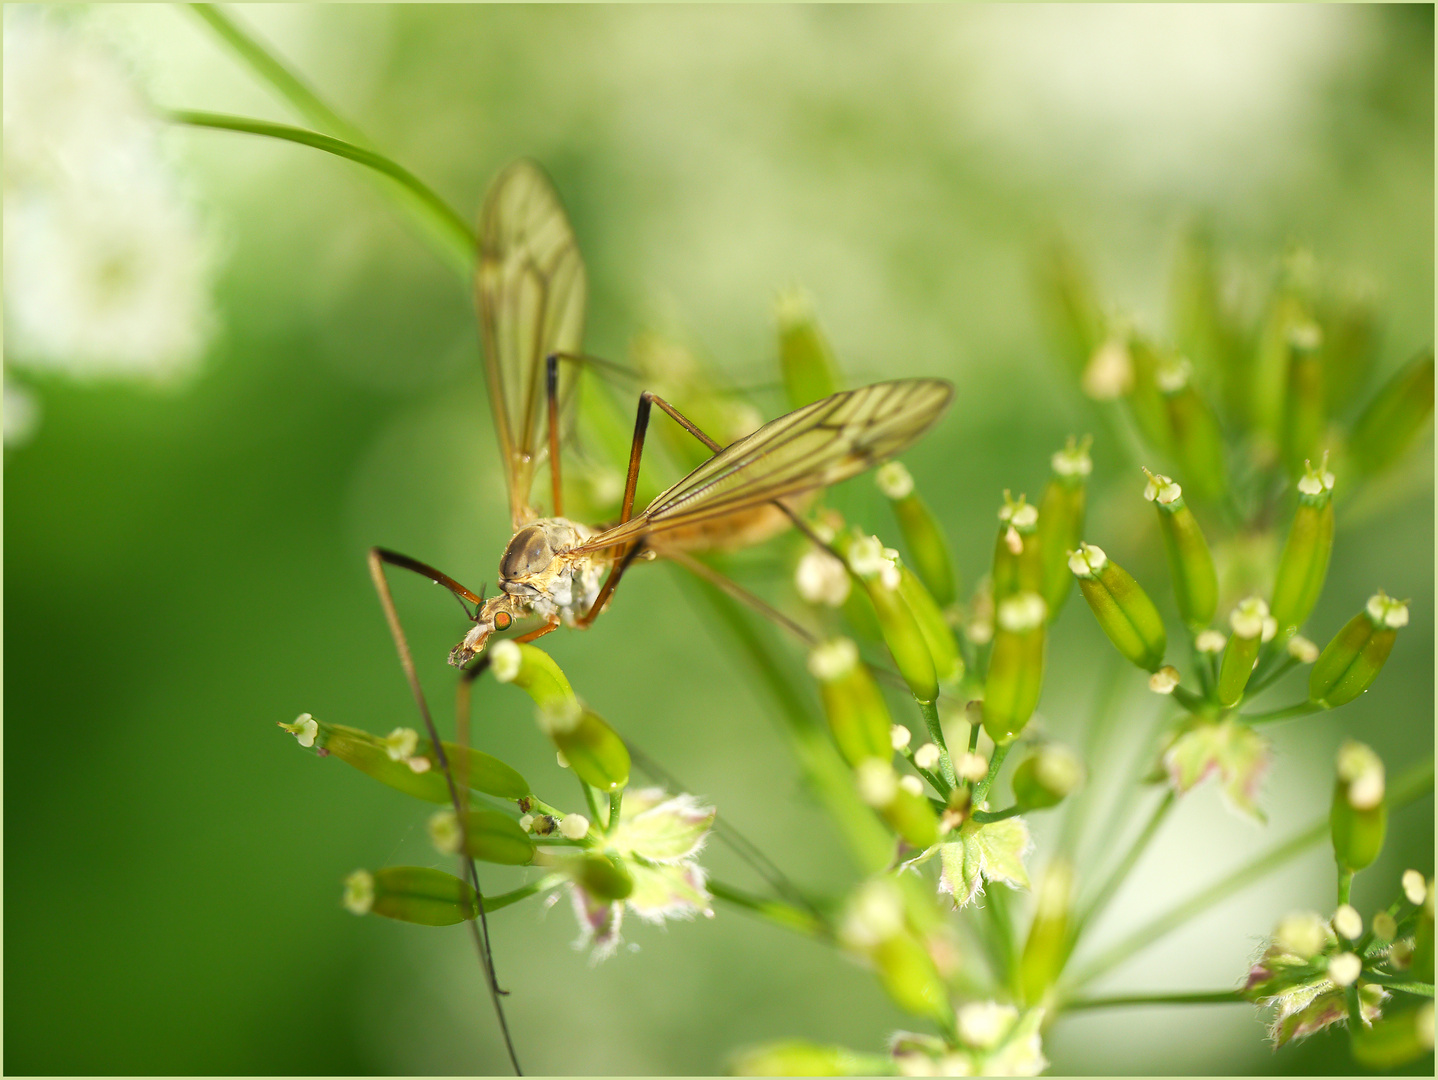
[{"left": 281, "top": 236, "right": 1430, "bottom": 1074}]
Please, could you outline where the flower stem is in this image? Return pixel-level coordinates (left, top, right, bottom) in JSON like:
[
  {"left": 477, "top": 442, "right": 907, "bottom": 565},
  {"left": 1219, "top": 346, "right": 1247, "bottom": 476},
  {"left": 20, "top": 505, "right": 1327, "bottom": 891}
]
[
  {"left": 971, "top": 741, "right": 1013, "bottom": 807},
  {"left": 608, "top": 789, "right": 623, "bottom": 834},
  {"left": 915, "top": 697, "right": 958, "bottom": 788},
  {"left": 1062, "top": 989, "right": 1243, "bottom": 1010},
  {"left": 480, "top": 881, "right": 548, "bottom": 914},
  {"left": 168, "top": 110, "right": 475, "bottom": 274},
  {"left": 1064, "top": 757, "right": 1433, "bottom": 991},
  {"left": 1242, "top": 700, "right": 1324, "bottom": 724},
  {"left": 1338, "top": 866, "right": 1354, "bottom": 907},
  {"left": 1170, "top": 684, "right": 1208, "bottom": 715},
  {"left": 899, "top": 744, "right": 949, "bottom": 797},
  {"left": 1244, "top": 655, "right": 1298, "bottom": 699},
  {"left": 1071, "top": 789, "right": 1175, "bottom": 941},
  {"left": 1359, "top": 973, "right": 1434, "bottom": 996},
  {"left": 709, "top": 880, "right": 830, "bottom": 940},
  {"left": 581, "top": 782, "right": 604, "bottom": 829},
  {"left": 972, "top": 805, "right": 1025, "bottom": 823}
]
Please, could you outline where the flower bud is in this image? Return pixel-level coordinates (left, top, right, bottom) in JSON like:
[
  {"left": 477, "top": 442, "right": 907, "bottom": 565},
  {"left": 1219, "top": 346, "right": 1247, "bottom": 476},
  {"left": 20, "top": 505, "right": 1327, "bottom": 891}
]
[
  {"left": 1144, "top": 470, "right": 1218, "bottom": 631},
  {"left": 1019, "top": 859, "right": 1074, "bottom": 1005},
  {"left": 982, "top": 592, "right": 1047, "bottom": 744},
  {"left": 535, "top": 700, "right": 630, "bottom": 792},
  {"left": 1070, "top": 543, "right": 1167, "bottom": 672},
  {"left": 1403, "top": 870, "right": 1428, "bottom": 907},
  {"left": 1287, "top": 635, "right": 1319, "bottom": 664},
  {"left": 1331, "top": 740, "right": 1387, "bottom": 872},
  {"left": 1037, "top": 437, "right": 1091, "bottom": 616},
  {"left": 1272, "top": 911, "right": 1329, "bottom": 959},
  {"left": 1011, "top": 745, "right": 1083, "bottom": 810},
  {"left": 855, "top": 760, "right": 940, "bottom": 850},
  {"left": 344, "top": 866, "right": 479, "bottom": 925},
  {"left": 1348, "top": 349, "right": 1434, "bottom": 478},
  {"left": 280, "top": 717, "right": 529, "bottom": 802},
  {"left": 1350, "top": 1002, "right": 1436, "bottom": 1070},
  {"left": 1372, "top": 912, "right": 1398, "bottom": 942},
  {"left": 1309, "top": 592, "right": 1408, "bottom": 707},
  {"left": 428, "top": 808, "right": 536, "bottom": 865},
  {"left": 1217, "top": 597, "right": 1267, "bottom": 707},
  {"left": 1270, "top": 458, "right": 1335, "bottom": 634},
  {"left": 775, "top": 287, "right": 840, "bottom": 409},
  {"left": 1195, "top": 629, "right": 1226, "bottom": 654},
  {"left": 559, "top": 813, "right": 591, "bottom": 840},
  {"left": 993, "top": 493, "right": 1042, "bottom": 601},
  {"left": 878, "top": 462, "right": 959, "bottom": 608},
  {"left": 491, "top": 640, "right": 575, "bottom": 711},
  {"left": 1157, "top": 360, "right": 1229, "bottom": 501},
  {"left": 1332, "top": 903, "right": 1363, "bottom": 941},
  {"left": 1327, "top": 951, "right": 1362, "bottom": 987},
  {"left": 1280, "top": 323, "right": 1327, "bottom": 480},
  {"left": 795, "top": 549, "right": 851, "bottom": 607},
  {"left": 809, "top": 638, "right": 894, "bottom": 767},
  {"left": 1148, "top": 666, "right": 1180, "bottom": 694}
]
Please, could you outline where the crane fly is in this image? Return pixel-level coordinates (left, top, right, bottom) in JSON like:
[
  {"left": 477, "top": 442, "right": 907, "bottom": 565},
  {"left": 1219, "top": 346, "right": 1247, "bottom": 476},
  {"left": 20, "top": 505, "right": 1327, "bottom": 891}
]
[
  {"left": 363, "top": 160, "right": 950, "bottom": 1074},
  {"left": 378, "top": 161, "right": 955, "bottom": 665}
]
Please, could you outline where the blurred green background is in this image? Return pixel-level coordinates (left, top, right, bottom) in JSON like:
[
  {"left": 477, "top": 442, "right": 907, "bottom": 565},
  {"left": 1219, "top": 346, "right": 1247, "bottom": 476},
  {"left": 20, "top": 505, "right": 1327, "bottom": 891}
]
[{"left": 5, "top": 4, "right": 1432, "bottom": 1075}]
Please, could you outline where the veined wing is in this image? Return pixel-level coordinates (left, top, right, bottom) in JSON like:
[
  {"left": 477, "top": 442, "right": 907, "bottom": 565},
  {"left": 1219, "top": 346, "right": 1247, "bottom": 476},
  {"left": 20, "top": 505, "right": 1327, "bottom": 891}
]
[
  {"left": 573, "top": 378, "right": 953, "bottom": 553},
  {"left": 477, "top": 160, "right": 586, "bottom": 528}
]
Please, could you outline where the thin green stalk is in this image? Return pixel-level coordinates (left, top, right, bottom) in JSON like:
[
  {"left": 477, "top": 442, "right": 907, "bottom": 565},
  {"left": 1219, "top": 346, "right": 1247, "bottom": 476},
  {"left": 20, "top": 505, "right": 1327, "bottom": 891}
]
[
  {"left": 1338, "top": 867, "right": 1354, "bottom": 907},
  {"left": 189, "top": 5, "right": 362, "bottom": 139},
  {"left": 1062, "top": 989, "right": 1243, "bottom": 1010},
  {"left": 916, "top": 697, "right": 958, "bottom": 788},
  {"left": 481, "top": 881, "right": 548, "bottom": 914},
  {"left": 1083, "top": 705, "right": 1168, "bottom": 874},
  {"left": 581, "top": 782, "right": 604, "bottom": 830},
  {"left": 984, "top": 885, "right": 1020, "bottom": 995},
  {"left": 168, "top": 110, "right": 475, "bottom": 273},
  {"left": 1058, "top": 654, "right": 1127, "bottom": 858},
  {"left": 972, "top": 806, "right": 1025, "bottom": 823},
  {"left": 608, "top": 789, "right": 623, "bottom": 834},
  {"left": 1243, "top": 700, "right": 1323, "bottom": 724},
  {"left": 1358, "top": 973, "right": 1434, "bottom": 996},
  {"left": 1345, "top": 982, "right": 1363, "bottom": 1029},
  {"left": 708, "top": 880, "right": 830, "bottom": 940},
  {"left": 1188, "top": 635, "right": 1213, "bottom": 699},
  {"left": 971, "top": 741, "right": 1013, "bottom": 807},
  {"left": 1064, "top": 757, "right": 1433, "bottom": 991},
  {"left": 1072, "top": 790, "right": 1176, "bottom": 941},
  {"left": 899, "top": 745, "right": 949, "bottom": 798},
  {"left": 1170, "top": 685, "right": 1209, "bottom": 715},
  {"left": 1245, "top": 655, "right": 1298, "bottom": 699}
]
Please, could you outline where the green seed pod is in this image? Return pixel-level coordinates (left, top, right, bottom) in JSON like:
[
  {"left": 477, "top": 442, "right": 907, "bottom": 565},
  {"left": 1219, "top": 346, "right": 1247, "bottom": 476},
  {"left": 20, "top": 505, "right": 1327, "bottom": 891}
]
[
  {"left": 1270, "top": 458, "right": 1336, "bottom": 634},
  {"left": 842, "top": 533, "right": 938, "bottom": 703},
  {"left": 808, "top": 639, "right": 894, "bottom": 767},
  {"left": 1037, "top": 437, "right": 1091, "bottom": 617},
  {"left": 897, "top": 564, "right": 963, "bottom": 686},
  {"left": 1018, "top": 859, "right": 1074, "bottom": 1006},
  {"left": 490, "top": 640, "right": 575, "bottom": 711},
  {"left": 1011, "top": 744, "right": 1084, "bottom": 811},
  {"left": 1125, "top": 334, "right": 1177, "bottom": 456},
  {"left": 775, "top": 288, "right": 840, "bottom": 409},
  {"left": 428, "top": 808, "right": 536, "bottom": 865},
  {"left": 343, "top": 866, "right": 479, "bottom": 926},
  {"left": 840, "top": 880, "right": 949, "bottom": 1022},
  {"left": 1348, "top": 349, "right": 1434, "bottom": 478},
  {"left": 993, "top": 493, "right": 1042, "bottom": 601},
  {"left": 560, "top": 851, "right": 634, "bottom": 901},
  {"left": 1143, "top": 470, "right": 1218, "bottom": 632},
  {"left": 1035, "top": 239, "right": 1105, "bottom": 376},
  {"left": 279, "top": 716, "right": 529, "bottom": 803},
  {"left": 1331, "top": 740, "right": 1387, "bottom": 873},
  {"left": 1318, "top": 291, "right": 1378, "bottom": 416},
  {"left": 855, "top": 760, "right": 939, "bottom": 850},
  {"left": 1171, "top": 225, "right": 1245, "bottom": 407},
  {"left": 983, "top": 592, "right": 1047, "bottom": 744},
  {"left": 1349, "top": 1003, "right": 1436, "bottom": 1070},
  {"left": 1156, "top": 359, "right": 1229, "bottom": 502},
  {"left": 1070, "top": 543, "right": 1167, "bottom": 672},
  {"left": 877, "top": 461, "right": 958, "bottom": 607},
  {"left": 1309, "top": 593, "right": 1409, "bottom": 707},
  {"left": 1216, "top": 597, "right": 1267, "bottom": 707},
  {"left": 536, "top": 700, "right": 630, "bottom": 792},
  {"left": 1413, "top": 886, "right": 1435, "bottom": 984},
  {"left": 1280, "top": 322, "right": 1327, "bottom": 480}
]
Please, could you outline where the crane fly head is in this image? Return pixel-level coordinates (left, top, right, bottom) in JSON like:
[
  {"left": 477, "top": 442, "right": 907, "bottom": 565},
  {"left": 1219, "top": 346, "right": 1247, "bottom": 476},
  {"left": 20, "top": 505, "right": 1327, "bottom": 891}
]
[{"left": 447, "top": 595, "right": 520, "bottom": 668}]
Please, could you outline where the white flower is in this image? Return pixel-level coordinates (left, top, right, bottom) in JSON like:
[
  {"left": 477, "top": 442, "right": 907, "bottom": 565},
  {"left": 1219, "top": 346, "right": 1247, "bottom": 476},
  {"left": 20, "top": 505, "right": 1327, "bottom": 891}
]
[
  {"left": 795, "top": 549, "right": 851, "bottom": 607},
  {"left": 848, "top": 534, "right": 901, "bottom": 590},
  {"left": 3, "top": 9, "right": 218, "bottom": 391}
]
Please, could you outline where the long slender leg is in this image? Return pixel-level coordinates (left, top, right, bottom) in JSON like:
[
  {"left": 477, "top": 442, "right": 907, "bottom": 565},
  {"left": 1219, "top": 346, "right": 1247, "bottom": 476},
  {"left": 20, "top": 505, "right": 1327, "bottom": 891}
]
[
  {"left": 543, "top": 350, "right": 645, "bottom": 520},
  {"left": 373, "top": 546, "right": 485, "bottom": 610},
  {"left": 368, "top": 550, "right": 522, "bottom": 1075},
  {"left": 575, "top": 541, "right": 648, "bottom": 628}
]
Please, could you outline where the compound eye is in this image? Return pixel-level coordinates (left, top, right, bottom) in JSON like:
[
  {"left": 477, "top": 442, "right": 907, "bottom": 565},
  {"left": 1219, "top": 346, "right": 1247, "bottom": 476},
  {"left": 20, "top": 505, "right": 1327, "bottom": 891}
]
[{"left": 493, "top": 611, "right": 513, "bottom": 632}]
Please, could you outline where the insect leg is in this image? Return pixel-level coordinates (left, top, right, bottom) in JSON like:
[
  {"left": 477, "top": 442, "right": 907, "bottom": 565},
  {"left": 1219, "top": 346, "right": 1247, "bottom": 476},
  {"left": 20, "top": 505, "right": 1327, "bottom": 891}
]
[
  {"left": 575, "top": 540, "right": 649, "bottom": 628},
  {"left": 514, "top": 614, "right": 562, "bottom": 644},
  {"left": 367, "top": 550, "right": 523, "bottom": 1074},
  {"left": 665, "top": 550, "right": 821, "bottom": 648},
  {"left": 543, "top": 351, "right": 645, "bottom": 520},
  {"left": 373, "top": 546, "right": 485, "bottom": 616}
]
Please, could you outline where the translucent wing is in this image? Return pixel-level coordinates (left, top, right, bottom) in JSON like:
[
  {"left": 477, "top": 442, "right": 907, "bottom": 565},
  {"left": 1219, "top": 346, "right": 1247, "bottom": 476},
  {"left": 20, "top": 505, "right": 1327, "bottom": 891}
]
[
  {"left": 477, "top": 160, "right": 587, "bottom": 528},
  {"left": 574, "top": 378, "right": 954, "bottom": 553}
]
